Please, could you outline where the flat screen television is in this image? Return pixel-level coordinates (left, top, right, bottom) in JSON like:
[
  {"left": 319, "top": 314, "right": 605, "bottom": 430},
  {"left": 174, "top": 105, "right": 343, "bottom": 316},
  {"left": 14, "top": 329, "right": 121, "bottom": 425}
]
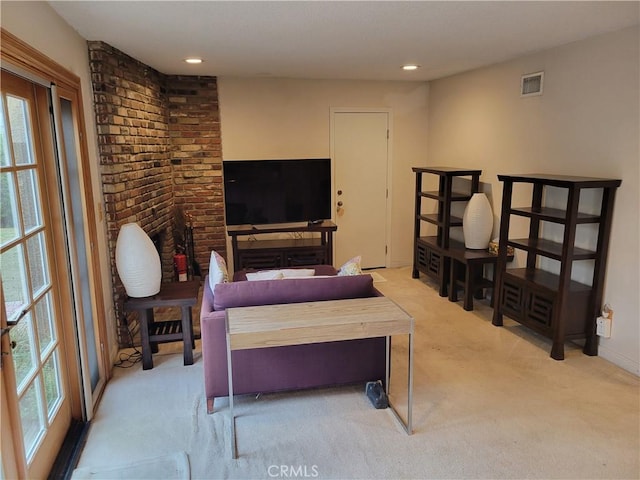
[{"left": 223, "top": 158, "right": 332, "bottom": 226}]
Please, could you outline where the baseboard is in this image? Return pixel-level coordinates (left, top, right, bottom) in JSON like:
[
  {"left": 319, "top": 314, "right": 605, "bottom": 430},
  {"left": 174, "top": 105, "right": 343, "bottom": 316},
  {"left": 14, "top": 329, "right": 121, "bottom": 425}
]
[
  {"left": 388, "top": 260, "right": 410, "bottom": 269},
  {"left": 598, "top": 345, "right": 640, "bottom": 376},
  {"left": 110, "top": 344, "right": 119, "bottom": 364}
]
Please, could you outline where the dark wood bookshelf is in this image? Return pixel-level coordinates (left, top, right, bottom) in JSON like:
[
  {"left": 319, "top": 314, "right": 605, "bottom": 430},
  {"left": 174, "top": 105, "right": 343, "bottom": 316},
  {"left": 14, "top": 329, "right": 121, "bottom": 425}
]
[
  {"left": 492, "top": 174, "right": 621, "bottom": 360},
  {"left": 412, "top": 167, "right": 505, "bottom": 310}
]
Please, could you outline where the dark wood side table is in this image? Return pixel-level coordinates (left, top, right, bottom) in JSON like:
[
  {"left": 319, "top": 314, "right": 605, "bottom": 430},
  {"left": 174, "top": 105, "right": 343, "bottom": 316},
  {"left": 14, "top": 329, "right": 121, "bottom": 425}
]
[
  {"left": 418, "top": 236, "right": 512, "bottom": 311},
  {"left": 123, "top": 280, "right": 201, "bottom": 370},
  {"left": 448, "top": 243, "right": 501, "bottom": 311}
]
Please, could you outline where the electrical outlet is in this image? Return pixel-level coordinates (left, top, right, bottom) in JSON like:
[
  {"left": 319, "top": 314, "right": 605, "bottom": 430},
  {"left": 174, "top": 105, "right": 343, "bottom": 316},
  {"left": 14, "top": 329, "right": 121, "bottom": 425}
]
[{"left": 596, "top": 316, "right": 612, "bottom": 338}]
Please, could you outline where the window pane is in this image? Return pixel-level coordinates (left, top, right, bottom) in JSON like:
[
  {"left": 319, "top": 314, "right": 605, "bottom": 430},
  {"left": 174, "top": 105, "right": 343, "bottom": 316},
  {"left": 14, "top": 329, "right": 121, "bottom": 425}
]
[
  {"left": 27, "top": 232, "right": 49, "bottom": 296},
  {"left": 17, "top": 169, "right": 42, "bottom": 232},
  {"left": 6, "top": 95, "right": 34, "bottom": 166},
  {"left": 19, "top": 380, "right": 45, "bottom": 460},
  {"left": 11, "top": 312, "right": 37, "bottom": 392},
  {"left": 0, "top": 171, "right": 20, "bottom": 245},
  {"left": 35, "top": 293, "right": 55, "bottom": 355},
  {"left": 1, "top": 244, "right": 28, "bottom": 322},
  {"left": 1, "top": 96, "right": 11, "bottom": 167},
  {"left": 42, "top": 352, "right": 62, "bottom": 419}
]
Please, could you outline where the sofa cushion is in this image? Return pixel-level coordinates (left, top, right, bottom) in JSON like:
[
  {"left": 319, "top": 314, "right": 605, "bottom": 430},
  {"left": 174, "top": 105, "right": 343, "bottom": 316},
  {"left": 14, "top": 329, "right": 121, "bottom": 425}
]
[
  {"left": 233, "top": 264, "right": 337, "bottom": 281},
  {"left": 246, "top": 268, "right": 315, "bottom": 281},
  {"left": 246, "top": 270, "right": 285, "bottom": 281},
  {"left": 213, "top": 274, "right": 375, "bottom": 311},
  {"left": 279, "top": 268, "right": 316, "bottom": 278}
]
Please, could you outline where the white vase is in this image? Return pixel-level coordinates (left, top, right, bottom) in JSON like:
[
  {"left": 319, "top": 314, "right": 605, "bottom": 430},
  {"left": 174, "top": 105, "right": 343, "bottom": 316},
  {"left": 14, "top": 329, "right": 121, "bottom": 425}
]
[
  {"left": 463, "top": 193, "right": 493, "bottom": 249},
  {"left": 115, "top": 223, "right": 162, "bottom": 297}
]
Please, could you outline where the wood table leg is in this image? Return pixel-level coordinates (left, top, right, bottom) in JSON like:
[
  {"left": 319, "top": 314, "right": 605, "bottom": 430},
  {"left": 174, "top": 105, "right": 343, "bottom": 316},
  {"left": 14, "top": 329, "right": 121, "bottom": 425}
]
[
  {"left": 438, "top": 256, "right": 449, "bottom": 297},
  {"left": 472, "top": 262, "right": 485, "bottom": 300},
  {"left": 148, "top": 308, "right": 159, "bottom": 353},
  {"left": 181, "top": 305, "right": 194, "bottom": 366},
  {"left": 189, "top": 307, "right": 196, "bottom": 349},
  {"left": 139, "top": 308, "right": 154, "bottom": 370},
  {"left": 463, "top": 263, "right": 474, "bottom": 311},
  {"left": 448, "top": 259, "right": 459, "bottom": 302}
]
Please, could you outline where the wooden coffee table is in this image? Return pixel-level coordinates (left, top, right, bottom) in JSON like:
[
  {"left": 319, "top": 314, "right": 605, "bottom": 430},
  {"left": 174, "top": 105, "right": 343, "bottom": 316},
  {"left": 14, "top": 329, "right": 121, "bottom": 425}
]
[{"left": 225, "top": 296, "right": 414, "bottom": 459}]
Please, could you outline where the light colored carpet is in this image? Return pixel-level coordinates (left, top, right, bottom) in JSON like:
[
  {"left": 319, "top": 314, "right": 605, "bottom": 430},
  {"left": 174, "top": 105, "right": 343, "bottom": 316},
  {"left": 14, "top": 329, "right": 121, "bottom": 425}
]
[
  {"left": 72, "top": 451, "right": 189, "bottom": 479},
  {"left": 76, "top": 267, "right": 639, "bottom": 479}
]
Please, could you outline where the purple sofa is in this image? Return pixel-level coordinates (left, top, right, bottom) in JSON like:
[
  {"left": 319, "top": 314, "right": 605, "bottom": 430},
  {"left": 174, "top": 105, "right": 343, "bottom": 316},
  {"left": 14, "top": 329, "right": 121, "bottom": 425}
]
[{"left": 200, "top": 266, "right": 386, "bottom": 413}]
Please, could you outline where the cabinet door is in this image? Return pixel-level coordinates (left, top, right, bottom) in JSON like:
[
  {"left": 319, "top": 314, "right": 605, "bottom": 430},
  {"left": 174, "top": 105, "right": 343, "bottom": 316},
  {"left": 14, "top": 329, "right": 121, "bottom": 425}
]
[
  {"left": 525, "top": 290, "right": 554, "bottom": 330},
  {"left": 416, "top": 242, "right": 442, "bottom": 279},
  {"left": 287, "top": 249, "right": 326, "bottom": 266},
  {"left": 239, "top": 251, "right": 285, "bottom": 270},
  {"left": 501, "top": 277, "right": 524, "bottom": 319}
]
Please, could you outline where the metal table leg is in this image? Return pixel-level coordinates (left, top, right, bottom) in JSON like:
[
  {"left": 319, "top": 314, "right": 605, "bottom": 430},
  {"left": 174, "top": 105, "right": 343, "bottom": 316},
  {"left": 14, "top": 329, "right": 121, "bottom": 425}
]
[
  {"left": 386, "top": 333, "right": 413, "bottom": 435},
  {"left": 226, "top": 327, "right": 237, "bottom": 459}
]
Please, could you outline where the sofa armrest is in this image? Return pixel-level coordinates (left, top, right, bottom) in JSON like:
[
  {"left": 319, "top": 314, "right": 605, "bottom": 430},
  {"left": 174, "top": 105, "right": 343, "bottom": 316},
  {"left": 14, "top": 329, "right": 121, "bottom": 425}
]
[
  {"left": 200, "top": 305, "right": 227, "bottom": 407},
  {"left": 201, "top": 275, "right": 215, "bottom": 315}
]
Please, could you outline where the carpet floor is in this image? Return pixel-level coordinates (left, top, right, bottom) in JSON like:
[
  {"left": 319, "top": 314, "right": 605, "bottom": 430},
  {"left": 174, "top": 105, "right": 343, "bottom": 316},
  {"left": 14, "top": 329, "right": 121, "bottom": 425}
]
[{"left": 75, "top": 267, "right": 639, "bottom": 479}]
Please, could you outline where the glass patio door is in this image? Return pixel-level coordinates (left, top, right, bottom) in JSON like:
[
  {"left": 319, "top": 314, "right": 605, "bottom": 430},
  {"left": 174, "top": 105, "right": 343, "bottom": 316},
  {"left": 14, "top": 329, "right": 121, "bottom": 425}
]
[{"left": 1, "top": 71, "right": 72, "bottom": 478}]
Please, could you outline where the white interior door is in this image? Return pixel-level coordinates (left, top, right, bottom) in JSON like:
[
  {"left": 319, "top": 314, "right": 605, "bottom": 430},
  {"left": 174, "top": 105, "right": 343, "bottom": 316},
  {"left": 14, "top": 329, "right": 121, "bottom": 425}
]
[{"left": 332, "top": 111, "right": 389, "bottom": 269}]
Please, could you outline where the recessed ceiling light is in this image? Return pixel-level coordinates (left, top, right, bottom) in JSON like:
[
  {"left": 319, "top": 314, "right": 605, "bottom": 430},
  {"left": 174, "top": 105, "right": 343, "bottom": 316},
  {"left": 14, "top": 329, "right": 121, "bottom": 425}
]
[
  {"left": 185, "top": 58, "right": 203, "bottom": 64},
  {"left": 402, "top": 64, "right": 420, "bottom": 71}
]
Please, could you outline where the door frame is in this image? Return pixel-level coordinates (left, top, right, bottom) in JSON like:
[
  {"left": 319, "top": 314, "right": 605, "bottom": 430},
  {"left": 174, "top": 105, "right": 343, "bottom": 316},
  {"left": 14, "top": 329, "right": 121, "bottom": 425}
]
[
  {"left": 1, "top": 28, "right": 110, "bottom": 408},
  {"left": 1, "top": 28, "right": 110, "bottom": 475},
  {"left": 50, "top": 83, "right": 108, "bottom": 418},
  {"left": 330, "top": 107, "right": 393, "bottom": 268}
]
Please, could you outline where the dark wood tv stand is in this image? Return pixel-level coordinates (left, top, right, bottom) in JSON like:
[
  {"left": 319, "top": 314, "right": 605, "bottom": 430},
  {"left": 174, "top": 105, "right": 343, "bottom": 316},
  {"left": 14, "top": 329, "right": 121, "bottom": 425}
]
[{"left": 227, "top": 221, "right": 337, "bottom": 271}]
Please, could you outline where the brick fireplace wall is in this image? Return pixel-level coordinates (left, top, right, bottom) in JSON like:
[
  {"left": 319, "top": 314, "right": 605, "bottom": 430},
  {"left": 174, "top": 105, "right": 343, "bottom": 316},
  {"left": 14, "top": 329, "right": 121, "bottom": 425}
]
[
  {"left": 166, "top": 76, "right": 226, "bottom": 275},
  {"left": 88, "top": 42, "right": 225, "bottom": 347}
]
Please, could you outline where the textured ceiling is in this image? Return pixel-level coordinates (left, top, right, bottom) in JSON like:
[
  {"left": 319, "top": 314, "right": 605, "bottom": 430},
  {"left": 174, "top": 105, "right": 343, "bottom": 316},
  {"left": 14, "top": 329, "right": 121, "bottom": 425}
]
[{"left": 49, "top": 1, "right": 639, "bottom": 81}]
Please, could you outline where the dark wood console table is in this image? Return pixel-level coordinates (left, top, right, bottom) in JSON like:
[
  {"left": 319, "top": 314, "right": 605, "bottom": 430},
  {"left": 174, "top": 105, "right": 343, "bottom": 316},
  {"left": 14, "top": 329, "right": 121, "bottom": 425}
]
[{"left": 227, "top": 221, "right": 337, "bottom": 271}]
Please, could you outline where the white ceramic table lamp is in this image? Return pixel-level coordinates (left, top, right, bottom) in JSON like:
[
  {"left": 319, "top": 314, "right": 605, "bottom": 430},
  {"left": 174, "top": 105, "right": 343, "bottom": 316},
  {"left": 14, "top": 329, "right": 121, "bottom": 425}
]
[
  {"left": 115, "top": 222, "right": 162, "bottom": 297},
  {"left": 462, "top": 193, "right": 493, "bottom": 249}
]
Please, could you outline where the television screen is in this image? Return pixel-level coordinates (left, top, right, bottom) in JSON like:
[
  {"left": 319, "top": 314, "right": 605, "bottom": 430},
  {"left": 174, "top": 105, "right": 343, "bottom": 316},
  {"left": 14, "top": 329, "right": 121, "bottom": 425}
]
[{"left": 223, "top": 159, "right": 332, "bottom": 226}]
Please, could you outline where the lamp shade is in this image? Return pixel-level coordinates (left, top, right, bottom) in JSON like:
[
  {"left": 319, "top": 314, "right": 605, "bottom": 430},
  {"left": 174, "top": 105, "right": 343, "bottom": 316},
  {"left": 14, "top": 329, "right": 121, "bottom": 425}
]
[
  {"left": 115, "top": 223, "right": 162, "bottom": 297},
  {"left": 462, "top": 193, "right": 493, "bottom": 249}
]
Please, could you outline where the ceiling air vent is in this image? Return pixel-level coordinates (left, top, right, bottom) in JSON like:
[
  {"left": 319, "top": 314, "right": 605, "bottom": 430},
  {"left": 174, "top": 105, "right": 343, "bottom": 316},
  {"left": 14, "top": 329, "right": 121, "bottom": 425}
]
[{"left": 521, "top": 71, "right": 544, "bottom": 97}]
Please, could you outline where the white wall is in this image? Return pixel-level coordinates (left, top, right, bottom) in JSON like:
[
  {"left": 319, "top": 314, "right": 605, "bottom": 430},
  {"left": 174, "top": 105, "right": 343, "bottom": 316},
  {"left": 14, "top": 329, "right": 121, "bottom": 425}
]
[
  {"left": 427, "top": 26, "right": 639, "bottom": 374},
  {"left": 218, "top": 77, "right": 429, "bottom": 267},
  {"left": 1, "top": 2, "right": 117, "bottom": 358}
]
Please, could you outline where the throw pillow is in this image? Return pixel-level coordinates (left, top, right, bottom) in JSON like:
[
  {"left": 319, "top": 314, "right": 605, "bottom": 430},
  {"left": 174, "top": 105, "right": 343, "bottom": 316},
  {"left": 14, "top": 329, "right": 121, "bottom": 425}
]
[
  {"left": 245, "top": 268, "right": 316, "bottom": 280},
  {"left": 208, "top": 250, "right": 229, "bottom": 293},
  {"left": 280, "top": 268, "right": 315, "bottom": 278},
  {"left": 338, "top": 255, "right": 363, "bottom": 276},
  {"left": 246, "top": 270, "right": 285, "bottom": 281}
]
